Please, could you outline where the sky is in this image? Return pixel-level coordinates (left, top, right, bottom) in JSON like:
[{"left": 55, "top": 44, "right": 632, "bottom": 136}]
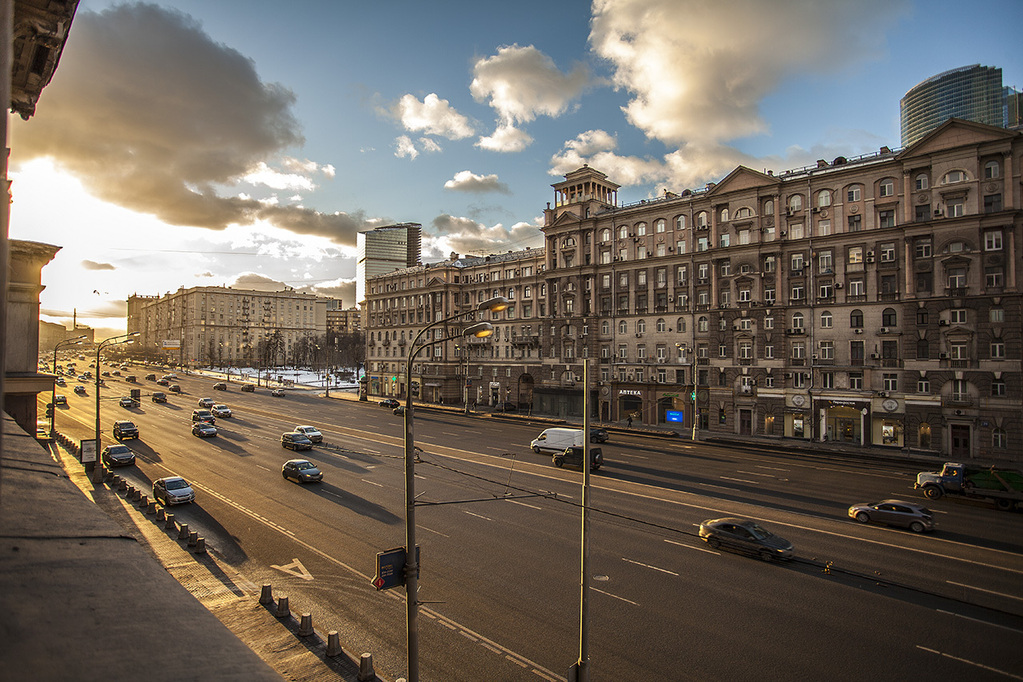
[{"left": 10, "top": 0, "right": 1023, "bottom": 340}]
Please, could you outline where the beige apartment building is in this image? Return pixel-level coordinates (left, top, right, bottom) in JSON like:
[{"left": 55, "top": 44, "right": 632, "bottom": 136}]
[{"left": 365, "top": 119, "right": 1022, "bottom": 461}]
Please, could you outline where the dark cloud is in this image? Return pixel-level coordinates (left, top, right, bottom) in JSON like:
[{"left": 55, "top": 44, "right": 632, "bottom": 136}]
[
  {"left": 12, "top": 2, "right": 374, "bottom": 246},
  {"left": 81, "top": 260, "right": 115, "bottom": 271}
]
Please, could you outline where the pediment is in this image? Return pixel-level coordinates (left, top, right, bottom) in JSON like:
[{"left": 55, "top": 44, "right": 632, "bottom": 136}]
[
  {"left": 706, "top": 166, "right": 781, "bottom": 196},
  {"left": 899, "top": 118, "right": 1018, "bottom": 159}
]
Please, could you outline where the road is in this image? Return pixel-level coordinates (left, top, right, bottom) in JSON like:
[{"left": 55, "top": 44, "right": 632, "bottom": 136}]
[{"left": 47, "top": 370, "right": 1023, "bottom": 681}]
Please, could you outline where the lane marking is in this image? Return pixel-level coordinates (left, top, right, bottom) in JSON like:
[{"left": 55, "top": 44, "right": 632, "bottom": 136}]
[
  {"left": 464, "top": 511, "right": 493, "bottom": 521},
  {"left": 936, "top": 610, "right": 1023, "bottom": 634},
  {"left": 590, "top": 586, "right": 638, "bottom": 606},
  {"left": 737, "top": 470, "right": 776, "bottom": 477},
  {"left": 418, "top": 525, "right": 449, "bottom": 537},
  {"left": 270, "top": 558, "right": 313, "bottom": 581},
  {"left": 755, "top": 465, "right": 789, "bottom": 471},
  {"left": 506, "top": 499, "right": 542, "bottom": 510},
  {"left": 915, "top": 645, "right": 1023, "bottom": 680},
  {"left": 361, "top": 479, "right": 384, "bottom": 488},
  {"left": 623, "top": 557, "right": 679, "bottom": 576},
  {"left": 721, "top": 476, "right": 759, "bottom": 484},
  {"left": 665, "top": 538, "right": 719, "bottom": 555},
  {"left": 255, "top": 464, "right": 272, "bottom": 472},
  {"left": 946, "top": 581, "right": 1023, "bottom": 602}
]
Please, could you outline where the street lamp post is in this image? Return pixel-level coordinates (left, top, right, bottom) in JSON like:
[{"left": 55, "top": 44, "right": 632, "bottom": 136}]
[
  {"left": 51, "top": 335, "right": 87, "bottom": 435},
  {"left": 402, "top": 296, "right": 507, "bottom": 682},
  {"left": 93, "top": 332, "right": 139, "bottom": 481}
]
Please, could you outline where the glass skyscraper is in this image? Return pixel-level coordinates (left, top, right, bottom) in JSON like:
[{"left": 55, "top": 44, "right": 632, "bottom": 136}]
[
  {"left": 356, "top": 223, "right": 422, "bottom": 305},
  {"left": 900, "top": 64, "right": 1009, "bottom": 147}
]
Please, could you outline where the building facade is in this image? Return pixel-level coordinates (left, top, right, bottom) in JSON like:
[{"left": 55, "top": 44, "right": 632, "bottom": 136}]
[
  {"left": 364, "top": 120, "right": 1022, "bottom": 462},
  {"left": 356, "top": 223, "right": 422, "bottom": 305},
  {"left": 326, "top": 306, "right": 361, "bottom": 335},
  {"left": 127, "top": 286, "right": 331, "bottom": 367}
]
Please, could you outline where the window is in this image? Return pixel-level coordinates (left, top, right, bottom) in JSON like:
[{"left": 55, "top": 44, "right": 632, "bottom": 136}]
[
  {"left": 820, "top": 310, "right": 833, "bottom": 328},
  {"left": 791, "top": 283, "right": 805, "bottom": 301},
  {"left": 879, "top": 178, "right": 894, "bottom": 197},
  {"left": 764, "top": 256, "right": 776, "bottom": 273},
  {"left": 618, "top": 225, "right": 628, "bottom": 239},
  {"left": 916, "top": 338, "right": 929, "bottom": 359},
  {"left": 879, "top": 210, "right": 896, "bottom": 229},
  {"left": 950, "top": 309, "right": 967, "bottom": 324},
  {"left": 636, "top": 222, "right": 647, "bottom": 236},
  {"left": 696, "top": 212, "right": 708, "bottom": 228},
  {"left": 880, "top": 242, "right": 896, "bottom": 262},
  {"left": 698, "top": 316, "right": 709, "bottom": 332},
  {"left": 850, "top": 309, "right": 864, "bottom": 328},
  {"left": 847, "top": 214, "right": 862, "bottom": 232},
  {"left": 990, "top": 308, "right": 1005, "bottom": 323},
  {"left": 916, "top": 309, "right": 929, "bottom": 325},
  {"left": 763, "top": 199, "right": 774, "bottom": 216},
  {"left": 791, "top": 253, "right": 804, "bottom": 272},
  {"left": 943, "top": 170, "right": 966, "bottom": 184},
  {"left": 848, "top": 247, "right": 863, "bottom": 264},
  {"left": 984, "top": 194, "right": 1002, "bottom": 213},
  {"left": 791, "top": 312, "right": 804, "bottom": 330},
  {"left": 792, "top": 341, "right": 806, "bottom": 359},
  {"left": 656, "top": 243, "right": 666, "bottom": 257},
  {"left": 764, "top": 344, "right": 774, "bottom": 359},
  {"left": 697, "top": 236, "right": 709, "bottom": 251},
  {"left": 914, "top": 204, "right": 931, "bottom": 222},
  {"left": 986, "top": 267, "right": 1004, "bottom": 288},
  {"left": 601, "top": 228, "right": 611, "bottom": 242},
  {"left": 882, "top": 308, "right": 897, "bottom": 326},
  {"left": 914, "top": 173, "right": 929, "bottom": 190},
  {"left": 817, "top": 189, "right": 831, "bottom": 207},
  {"left": 849, "top": 372, "right": 863, "bottom": 389},
  {"left": 817, "top": 220, "right": 832, "bottom": 236},
  {"left": 847, "top": 185, "right": 861, "bottom": 202},
  {"left": 655, "top": 219, "right": 666, "bottom": 233},
  {"left": 947, "top": 198, "right": 964, "bottom": 217},
  {"left": 789, "top": 195, "right": 803, "bottom": 212},
  {"left": 764, "top": 316, "right": 774, "bottom": 330},
  {"left": 719, "top": 233, "right": 731, "bottom": 248},
  {"left": 820, "top": 340, "right": 834, "bottom": 360},
  {"left": 915, "top": 239, "right": 932, "bottom": 258},
  {"left": 993, "top": 428, "right": 1007, "bottom": 449},
  {"left": 883, "top": 373, "right": 898, "bottom": 392},
  {"left": 947, "top": 267, "right": 966, "bottom": 288},
  {"left": 984, "top": 230, "right": 1003, "bottom": 251},
  {"left": 918, "top": 378, "right": 930, "bottom": 393},
  {"left": 719, "top": 208, "right": 729, "bottom": 223},
  {"left": 991, "top": 340, "right": 1006, "bottom": 359},
  {"left": 676, "top": 239, "right": 687, "bottom": 254},
  {"left": 821, "top": 372, "right": 834, "bottom": 389},
  {"left": 735, "top": 207, "right": 752, "bottom": 219},
  {"left": 618, "top": 320, "right": 628, "bottom": 334},
  {"left": 992, "top": 380, "right": 1006, "bottom": 397}
]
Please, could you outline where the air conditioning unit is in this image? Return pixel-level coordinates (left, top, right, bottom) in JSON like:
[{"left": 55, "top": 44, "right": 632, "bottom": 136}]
[
  {"left": 635, "top": 333, "right": 643, "bottom": 338},
  {"left": 854, "top": 328, "right": 863, "bottom": 334},
  {"left": 939, "top": 320, "right": 949, "bottom": 326},
  {"left": 940, "top": 352, "right": 948, "bottom": 359},
  {"left": 740, "top": 386, "right": 752, "bottom": 394},
  {"left": 954, "top": 409, "right": 964, "bottom": 416},
  {"left": 780, "top": 231, "right": 788, "bottom": 237},
  {"left": 835, "top": 282, "right": 843, "bottom": 289},
  {"left": 880, "top": 327, "right": 890, "bottom": 333},
  {"left": 878, "top": 391, "right": 887, "bottom": 398},
  {"left": 870, "top": 353, "right": 880, "bottom": 359}
]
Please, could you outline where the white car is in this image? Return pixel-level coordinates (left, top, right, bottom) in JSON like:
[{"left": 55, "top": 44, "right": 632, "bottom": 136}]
[
  {"left": 294, "top": 425, "right": 322, "bottom": 443},
  {"left": 153, "top": 476, "right": 195, "bottom": 506},
  {"left": 212, "top": 404, "right": 232, "bottom": 418}
]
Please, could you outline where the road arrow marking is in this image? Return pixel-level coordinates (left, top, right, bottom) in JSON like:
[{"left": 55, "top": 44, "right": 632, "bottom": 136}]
[{"left": 271, "top": 558, "right": 313, "bottom": 581}]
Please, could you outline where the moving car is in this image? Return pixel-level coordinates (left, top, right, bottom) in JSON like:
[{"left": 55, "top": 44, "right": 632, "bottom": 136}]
[
  {"left": 294, "top": 425, "right": 322, "bottom": 443},
  {"left": 113, "top": 420, "right": 139, "bottom": 439},
  {"left": 213, "top": 382, "right": 227, "bottom": 391},
  {"left": 281, "top": 432, "right": 314, "bottom": 451},
  {"left": 156, "top": 379, "right": 170, "bottom": 386},
  {"left": 282, "top": 459, "right": 323, "bottom": 483},
  {"left": 393, "top": 405, "right": 405, "bottom": 415},
  {"left": 191, "top": 409, "right": 216, "bottom": 424},
  {"left": 55, "top": 377, "right": 66, "bottom": 386},
  {"left": 153, "top": 476, "right": 194, "bottom": 506},
  {"left": 54, "top": 395, "right": 67, "bottom": 405},
  {"left": 553, "top": 446, "right": 603, "bottom": 470},
  {"left": 145, "top": 373, "right": 157, "bottom": 381},
  {"left": 119, "top": 396, "right": 137, "bottom": 408},
  {"left": 169, "top": 384, "right": 181, "bottom": 393},
  {"left": 101, "top": 444, "right": 136, "bottom": 467},
  {"left": 698, "top": 518, "right": 794, "bottom": 561},
  {"left": 151, "top": 392, "right": 167, "bottom": 403},
  {"left": 378, "top": 398, "right": 399, "bottom": 409},
  {"left": 271, "top": 388, "right": 285, "bottom": 397},
  {"left": 240, "top": 384, "right": 255, "bottom": 392},
  {"left": 125, "top": 375, "right": 136, "bottom": 382},
  {"left": 212, "top": 404, "right": 232, "bottom": 418},
  {"left": 74, "top": 385, "right": 87, "bottom": 395},
  {"left": 589, "top": 428, "right": 610, "bottom": 443},
  {"left": 192, "top": 422, "right": 218, "bottom": 438},
  {"left": 197, "top": 397, "right": 214, "bottom": 408},
  {"left": 847, "top": 500, "right": 934, "bottom": 533}
]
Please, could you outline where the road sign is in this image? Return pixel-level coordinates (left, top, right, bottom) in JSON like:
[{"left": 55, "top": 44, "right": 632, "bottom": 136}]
[
  {"left": 81, "top": 439, "right": 97, "bottom": 463},
  {"left": 372, "top": 545, "right": 419, "bottom": 591}
]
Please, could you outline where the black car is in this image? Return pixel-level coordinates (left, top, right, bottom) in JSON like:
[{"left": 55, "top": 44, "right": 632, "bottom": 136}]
[
  {"left": 113, "top": 420, "right": 139, "bottom": 440},
  {"left": 553, "top": 446, "right": 603, "bottom": 470},
  {"left": 379, "top": 398, "right": 400, "bottom": 409},
  {"left": 213, "top": 382, "right": 227, "bottom": 391},
  {"left": 156, "top": 378, "right": 169, "bottom": 386},
  {"left": 281, "top": 433, "right": 314, "bottom": 451},
  {"left": 240, "top": 384, "right": 255, "bottom": 392},
  {"left": 151, "top": 392, "right": 167, "bottom": 403},
  {"left": 74, "top": 385, "right": 87, "bottom": 395},
  {"left": 698, "top": 518, "right": 794, "bottom": 561},
  {"left": 169, "top": 384, "right": 181, "bottom": 393},
  {"left": 191, "top": 409, "right": 215, "bottom": 424},
  {"left": 282, "top": 459, "right": 323, "bottom": 483},
  {"left": 101, "top": 444, "right": 136, "bottom": 467},
  {"left": 590, "top": 428, "right": 609, "bottom": 443}
]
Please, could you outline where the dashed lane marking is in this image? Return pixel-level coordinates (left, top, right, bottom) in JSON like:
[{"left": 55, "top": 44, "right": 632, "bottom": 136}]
[{"left": 623, "top": 557, "right": 679, "bottom": 576}]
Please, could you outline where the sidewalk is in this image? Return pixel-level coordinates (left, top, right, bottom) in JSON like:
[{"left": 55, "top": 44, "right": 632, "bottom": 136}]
[{"left": 0, "top": 415, "right": 380, "bottom": 682}]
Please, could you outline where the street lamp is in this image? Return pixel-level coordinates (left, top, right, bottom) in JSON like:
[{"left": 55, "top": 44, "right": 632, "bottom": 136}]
[
  {"left": 93, "top": 332, "right": 139, "bottom": 482},
  {"left": 402, "top": 296, "right": 507, "bottom": 682},
  {"left": 50, "top": 335, "right": 87, "bottom": 435}
]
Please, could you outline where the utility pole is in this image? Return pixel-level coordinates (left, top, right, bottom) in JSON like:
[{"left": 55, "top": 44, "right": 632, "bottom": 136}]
[{"left": 571, "top": 359, "right": 592, "bottom": 681}]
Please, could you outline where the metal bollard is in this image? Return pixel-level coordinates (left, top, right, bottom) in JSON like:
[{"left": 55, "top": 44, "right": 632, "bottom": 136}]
[
  {"left": 156, "top": 507, "right": 166, "bottom": 521},
  {"left": 187, "top": 531, "right": 198, "bottom": 547},
  {"left": 178, "top": 523, "right": 190, "bottom": 540},
  {"left": 118, "top": 479, "right": 128, "bottom": 492},
  {"left": 275, "top": 596, "right": 290, "bottom": 619},
  {"left": 194, "top": 537, "right": 206, "bottom": 554},
  {"left": 298, "top": 613, "right": 314, "bottom": 637},
  {"left": 325, "top": 631, "right": 342, "bottom": 657},
  {"left": 138, "top": 494, "right": 149, "bottom": 509},
  {"left": 127, "top": 487, "right": 137, "bottom": 500},
  {"left": 259, "top": 584, "right": 274, "bottom": 605},
  {"left": 146, "top": 501, "right": 157, "bottom": 515},
  {"left": 164, "top": 513, "right": 176, "bottom": 530},
  {"left": 357, "top": 653, "right": 376, "bottom": 681}
]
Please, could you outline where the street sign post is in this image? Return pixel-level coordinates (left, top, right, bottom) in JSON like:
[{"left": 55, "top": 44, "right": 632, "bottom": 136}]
[
  {"left": 373, "top": 546, "right": 419, "bottom": 591},
  {"left": 80, "top": 439, "right": 97, "bottom": 463}
]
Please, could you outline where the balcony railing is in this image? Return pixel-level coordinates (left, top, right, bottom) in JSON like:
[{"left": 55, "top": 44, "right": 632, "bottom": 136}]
[
  {"left": 882, "top": 358, "right": 903, "bottom": 368},
  {"left": 942, "top": 394, "right": 974, "bottom": 407}
]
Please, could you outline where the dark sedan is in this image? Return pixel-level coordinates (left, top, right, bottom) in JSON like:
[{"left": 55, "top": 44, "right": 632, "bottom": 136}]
[
  {"left": 101, "top": 444, "right": 136, "bottom": 467},
  {"left": 379, "top": 398, "right": 399, "bottom": 409},
  {"left": 590, "top": 428, "right": 609, "bottom": 443},
  {"left": 698, "top": 518, "right": 794, "bottom": 561}
]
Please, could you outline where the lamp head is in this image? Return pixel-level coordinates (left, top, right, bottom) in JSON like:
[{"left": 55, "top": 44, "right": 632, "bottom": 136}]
[
  {"left": 477, "top": 296, "right": 510, "bottom": 313},
  {"left": 463, "top": 322, "right": 494, "bottom": 339}
]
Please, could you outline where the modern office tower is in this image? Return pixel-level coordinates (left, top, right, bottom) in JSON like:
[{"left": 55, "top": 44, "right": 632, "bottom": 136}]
[
  {"left": 901, "top": 64, "right": 1011, "bottom": 147},
  {"left": 356, "top": 223, "right": 422, "bottom": 305}
]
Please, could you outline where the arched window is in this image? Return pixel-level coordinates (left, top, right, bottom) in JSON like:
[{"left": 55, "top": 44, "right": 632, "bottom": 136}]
[
  {"left": 601, "top": 320, "right": 610, "bottom": 335},
  {"left": 791, "top": 312, "right": 804, "bottom": 329},
  {"left": 882, "top": 307, "right": 897, "bottom": 326},
  {"left": 942, "top": 170, "right": 966, "bottom": 184},
  {"left": 618, "top": 225, "right": 628, "bottom": 239},
  {"left": 763, "top": 199, "right": 774, "bottom": 216},
  {"left": 618, "top": 320, "right": 628, "bottom": 335},
  {"left": 601, "top": 228, "right": 611, "bottom": 242},
  {"left": 676, "top": 317, "right": 686, "bottom": 332},
  {"left": 879, "top": 178, "right": 895, "bottom": 197},
  {"left": 914, "top": 173, "right": 929, "bottom": 190},
  {"left": 820, "top": 310, "right": 833, "bottom": 328},
  {"left": 984, "top": 160, "right": 1000, "bottom": 179},
  {"left": 636, "top": 222, "right": 647, "bottom": 236},
  {"left": 817, "top": 190, "right": 831, "bottom": 208},
  {"left": 734, "top": 207, "right": 752, "bottom": 219},
  {"left": 696, "top": 211, "right": 708, "bottom": 228},
  {"left": 655, "top": 219, "right": 666, "bottom": 233},
  {"left": 637, "top": 319, "right": 647, "bottom": 334},
  {"left": 656, "top": 318, "right": 666, "bottom": 332},
  {"left": 789, "top": 195, "right": 803, "bottom": 212},
  {"left": 720, "top": 207, "right": 729, "bottom": 222},
  {"left": 847, "top": 184, "right": 862, "bottom": 202},
  {"left": 850, "top": 309, "right": 864, "bottom": 328},
  {"left": 698, "top": 316, "right": 709, "bottom": 332},
  {"left": 675, "top": 215, "right": 686, "bottom": 230}
]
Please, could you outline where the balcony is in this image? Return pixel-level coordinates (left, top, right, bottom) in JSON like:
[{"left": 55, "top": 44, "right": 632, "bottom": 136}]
[
  {"left": 942, "top": 394, "right": 974, "bottom": 407},
  {"left": 846, "top": 294, "right": 867, "bottom": 303},
  {"left": 882, "top": 358, "right": 903, "bottom": 368},
  {"left": 697, "top": 357, "right": 710, "bottom": 365},
  {"left": 879, "top": 292, "right": 900, "bottom": 302},
  {"left": 948, "top": 359, "right": 970, "bottom": 369},
  {"left": 946, "top": 287, "right": 967, "bottom": 297},
  {"left": 738, "top": 357, "right": 754, "bottom": 365}
]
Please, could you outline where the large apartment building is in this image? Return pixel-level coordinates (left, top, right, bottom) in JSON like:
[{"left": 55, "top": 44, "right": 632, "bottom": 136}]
[
  {"left": 127, "top": 285, "right": 332, "bottom": 366},
  {"left": 365, "top": 119, "right": 1022, "bottom": 461}
]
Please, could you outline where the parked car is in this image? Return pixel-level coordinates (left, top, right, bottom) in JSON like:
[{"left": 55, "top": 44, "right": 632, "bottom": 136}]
[
  {"left": 213, "top": 382, "right": 227, "bottom": 391},
  {"left": 191, "top": 409, "right": 215, "bottom": 424},
  {"left": 74, "top": 385, "right": 87, "bottom": 395},
  {"left": 113, "top": 420, "right": 139, "bottom": 440},
  {"left": 192, "top": 422, "right": 218, "bottom": 438},
  {"left": 698, "top": 518, "right": 794, "bottom": 561},
  {"left": 119, "top": 396, "right": 137, "bottom": 408},
  {"left": 281, "top": 432, "right": 313, "bottom": 451},
  {"left": 112, "top": 370, "right": 121, "bottom": 376},
  {"left": 54, "top": 395, "right": 67, "bottom": 405},
  {"left": 379, "top": 398, "right": 399, "bottom": 409},
  {"left": 212, "top": 404, "right": 232, "bottom": 418},
  {"left": 153, "top": 476, "right": 194, "bottom": 506},
  {"left": 101, "top": 371, "right": 111, "bottom": 377},
  {"left": 294, "top": 425, "right": 322, "bottom": 443},
  {"left": 271, "top": 388, "right": 285, "bottom": 397},
  {"left": 553, "top": 446, "right": 603, "bottom": 470},
  {"left": 847, "top": 500, "right": 934, "bottom": 533},
  {"left": 240, "top": 383, "right": 255, "bottom": 392},
  {"left": 197, "top": 397, "right": 214, "bottom": 408},
  {"left": 282, "top": 459, "right": 323, "bottom": 483},
  {"left": 101, "top": 444, "right": 136, "bottom": 467},
  {"left": 151, "top": 392, "right": 167, "bottom": 403},
  {"left": 169, "top": 384, "right": 181, "bottom": 393}
]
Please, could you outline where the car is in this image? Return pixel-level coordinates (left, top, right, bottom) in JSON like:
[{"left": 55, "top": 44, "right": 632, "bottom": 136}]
[
  {"left": 151, "top": 392, "right": 167, "bottom": 403},
  {"left": 192, "top": 422, "right": 218, "bottom": 438},
  {"left": 213, "top": 382, "right": 227, "bottom": 391},
  {"left": 54, "top": 395, "right": 67, "bottom": 405},
  {"left": 698, "top": 518, "right": 794, "bottom": 561},
  {"left": 212, "top": 404, "right": 232, "bottom": 418},
  {"left": 240, "top": 384, "right": 255, "bottom": 392},
  {"left": 379, "top": 398, "right": 399, "bottom": 409},
  {"left": 281, "top": 432, "right": 314, "bottom": 451},
  {"left": 271, "top": 388, "right": 285, "bottom": 397},
  {"left": 153, "top": 476, "right": 194, "bottom": 506},
  {"left": 74, "top": 385, "right": 87, "bottom": 395},
  {"left": 125, "top": 375, "right": 136, "bottom": 382},
  {"left": 553, "top": 446, "right": 603, "bottom": 470},
  {"left": 197, "top": 397, "right": 214, "bottom": 408},
  {"left": 55, "top": 377, "right": 66, "bottom": 386},
  {"left": 145, "top": 373, "right": 157, "bottom": 381},
  {"left": 590, "top": 428, "right": 609, "bottom": 443},
  {"left": 164, "top": 373, "right": 178, "bottom": 380},
  {"left": 294, "top": 425, "right": 322, "bottom": 443},
  {"left": 282, "top": 459, "right": 323, "bottom": 483},
  {"left": 191, "top": 409, "right": 215, "bottom": 424},
  {"left": 156, "top": 379, "right": 169, "bottom": 386},
  {"left": 113, "top": 420, "right": 139, "bottom": 439},
  {"left": 393, "top": 405, "right": 405, "bottom": 415},
  {"left": 112, "top": 370, "right": 121, "bottom": 376},
  {"left": 101, "top": 371, "right": 111, "bottom": 377},
  {"left": 101, "top": 444, "right": 136, "bottom": 467},
  {"left": 169, "top": 384, "right": 181, "bottom": 393},
  {"left": 847, "top": 500, "right": 934, "bottom": 533},
  {"left": 119, "top": 396, "right": 137, "bottom": 408}
]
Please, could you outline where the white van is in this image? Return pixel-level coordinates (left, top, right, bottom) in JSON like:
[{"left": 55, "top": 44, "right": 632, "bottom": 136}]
[{"left": 531, "top": 428, "right": 584, "bottom": 454}]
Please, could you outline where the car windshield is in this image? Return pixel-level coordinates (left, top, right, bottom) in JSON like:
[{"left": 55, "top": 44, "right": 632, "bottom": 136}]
[
  {"left": 196, "top": 411, "right": 212, "bottom": 417},
  {"left": 108, "top": 445, "right": 131, "bottom": 454},
  {"left": 214, "top": 405, "right": 227, "bottom": 410},
  {"left": 746, "top": 523, "right": 774, "bottom": 540},
  {"left": 165, "top": 479, "right": 189, "bottom": 490},
  {"left": 296, "top": 462, "right": 316, "bottom": 470},
  {"left": 118, "top": 422, "right": 136, "bottom": 428}
]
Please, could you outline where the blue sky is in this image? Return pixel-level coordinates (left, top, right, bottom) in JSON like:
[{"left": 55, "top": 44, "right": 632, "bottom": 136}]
[{"left": 10, "top": 0, "right": 1022, "bottom": 337}]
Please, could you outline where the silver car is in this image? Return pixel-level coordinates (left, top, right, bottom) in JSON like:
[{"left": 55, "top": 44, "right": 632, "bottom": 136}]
[
  {"left": 294, "top": 425, "right": 322, "bottom": 443},
  {"left": 698, "top": 518, "right": 794, "bottom": 561},
  {"left": 153, "top": 476, "right": 195, "bottom": 506},
  {"left": 847, "top": 500, "right": 934, "bottom": 533}
]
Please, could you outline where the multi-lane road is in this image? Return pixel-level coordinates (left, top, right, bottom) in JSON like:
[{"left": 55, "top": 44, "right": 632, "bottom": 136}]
[{"left": 46, "top": 370, "right": 1023, "bottom": 681}]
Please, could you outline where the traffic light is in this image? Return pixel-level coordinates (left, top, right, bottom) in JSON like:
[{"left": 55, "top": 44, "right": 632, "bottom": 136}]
[{"left": 690, "top": 390, "right": 696, "bottom": 401}]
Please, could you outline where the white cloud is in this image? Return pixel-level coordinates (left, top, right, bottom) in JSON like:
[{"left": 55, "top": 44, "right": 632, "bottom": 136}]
[
  {"left": 471, "top": 44, "right": 590, "bottom": 125},
  {"left": 394, "top": 93, "right": 475, "bottom": 139},
  {"left": 419, "top": 137, "right": 442, "bottom": 153},
  {"left": 243, "top": 161, "right": 315, "bottom": 191},
  {"left": 394, "top": 135, "right": 418, "bottom": 160},
  {"left": 564, "top": 129, "right": 618, "bottom": 156},
  {"left": 476, "top": 124, "right": 533, "bottom": 153},
  {"left": 443, "top": 170, "right": 509, "bottom": 194},
  {"left": 424, "top": 214, "right": 544, "bottom": 260}
]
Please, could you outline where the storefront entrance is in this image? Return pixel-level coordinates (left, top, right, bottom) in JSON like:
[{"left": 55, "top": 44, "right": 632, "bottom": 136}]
[
  {"left": 950, "top": 424, "right": 971, "bottom": 458},
  {"left": 739, "top": 409, "right": 752, "bottom": 435}
]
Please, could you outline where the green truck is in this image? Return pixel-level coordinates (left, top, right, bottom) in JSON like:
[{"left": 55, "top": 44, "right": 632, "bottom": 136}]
[{"left": 915, "top": 462, "right": 1023, "bottom": 511}]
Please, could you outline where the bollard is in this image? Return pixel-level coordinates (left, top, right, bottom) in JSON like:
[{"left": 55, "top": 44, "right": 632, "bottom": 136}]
[
  {"left": 194, "top": 537, "right": 206, "bottom": 554},
  {"left": 110, "top": 474, "right": 120, "bottom": 485},
  {"left": 156, "top": 507, "right": 166, "bottom": 521},
  {"left": 259, "top": 584, "right": 274, "bottom": 605},
  {"left": 146, "top": 501, "right": 157, "bottom": 515},
  {"left": 357, "top": 653, "right": 376, "bottom": 681},
  {"left": 325, "top": 631, "right": 342, "bottom": 657},
  {"left": 187, "top": 531, "right": 198, "bottom": 547},
  {"left": 178, "top": 523, "right": 190, "bottom": 540},
  {"left": 275, "top": 596, "right": 290, "bottom": 619},
  {"left": 298, "top": 613, "right": 314, "bottom": 637},
  {"left": 118, "top": 479, "right": 128, "bottom": 492},
  {"left": 138, "top": 494, "right": 149, "bottom": 509},
  {"left": 164, "top": 513, "right": 176, "bottom": 531},
  {"left": 130, "top": 488, "right": 140, "bottom": 502}
]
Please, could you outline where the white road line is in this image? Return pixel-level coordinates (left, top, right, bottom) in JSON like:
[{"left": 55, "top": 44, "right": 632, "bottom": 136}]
[
  {"left": 361, "top": 479, "right": 384, "bottom": 487},
  {"left": 737, "top": 470, "right": 776, "bottom": 477},
  {"left": 464, "top": 510, "right": 493, "bottom": 521},
  {"left": 946, "top": 581, "right": 1023, "bottom": 602},
  {"left": 623, "top": 557, "right": 679, "bottom": 576},
  {"left": 442, "top": 432, "right": 460, "bottom": 436},
  {"left": 755, "top": 465, "right": 789, "bottom": 471},
  {"left": 255, "top": 464, "right": 271, "bottom": 472},
  {"left": 418, "top": 525, "right": 449, "bottom": 538},
  {"left": 721, "top": 476, "right": 759, "bottom": 484},
  {"left": 322, "top": 491, "right": 344, "bottom": 500},
  {"left": 665, "top": 538, "right": 719, "bottom": 555},
  {"left": 698, "top": 483, "right": 736, "bottom": 492},
  {"left": 590, "top": 586, "right": 638, "bottom": 606},
  {"left": 937, "top": 610, "right": 1023, "bottom": 634},
  {"left": 916, "top": 645, "right": 1023, "bottom": 680},
  {"left": 506, "top": 499, "right": 542, "bottom": 510}
]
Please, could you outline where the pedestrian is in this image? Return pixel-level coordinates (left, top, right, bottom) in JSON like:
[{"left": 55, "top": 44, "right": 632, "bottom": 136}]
[{"left": 627, "top": 414, "right": 633, "bottom": 428}]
